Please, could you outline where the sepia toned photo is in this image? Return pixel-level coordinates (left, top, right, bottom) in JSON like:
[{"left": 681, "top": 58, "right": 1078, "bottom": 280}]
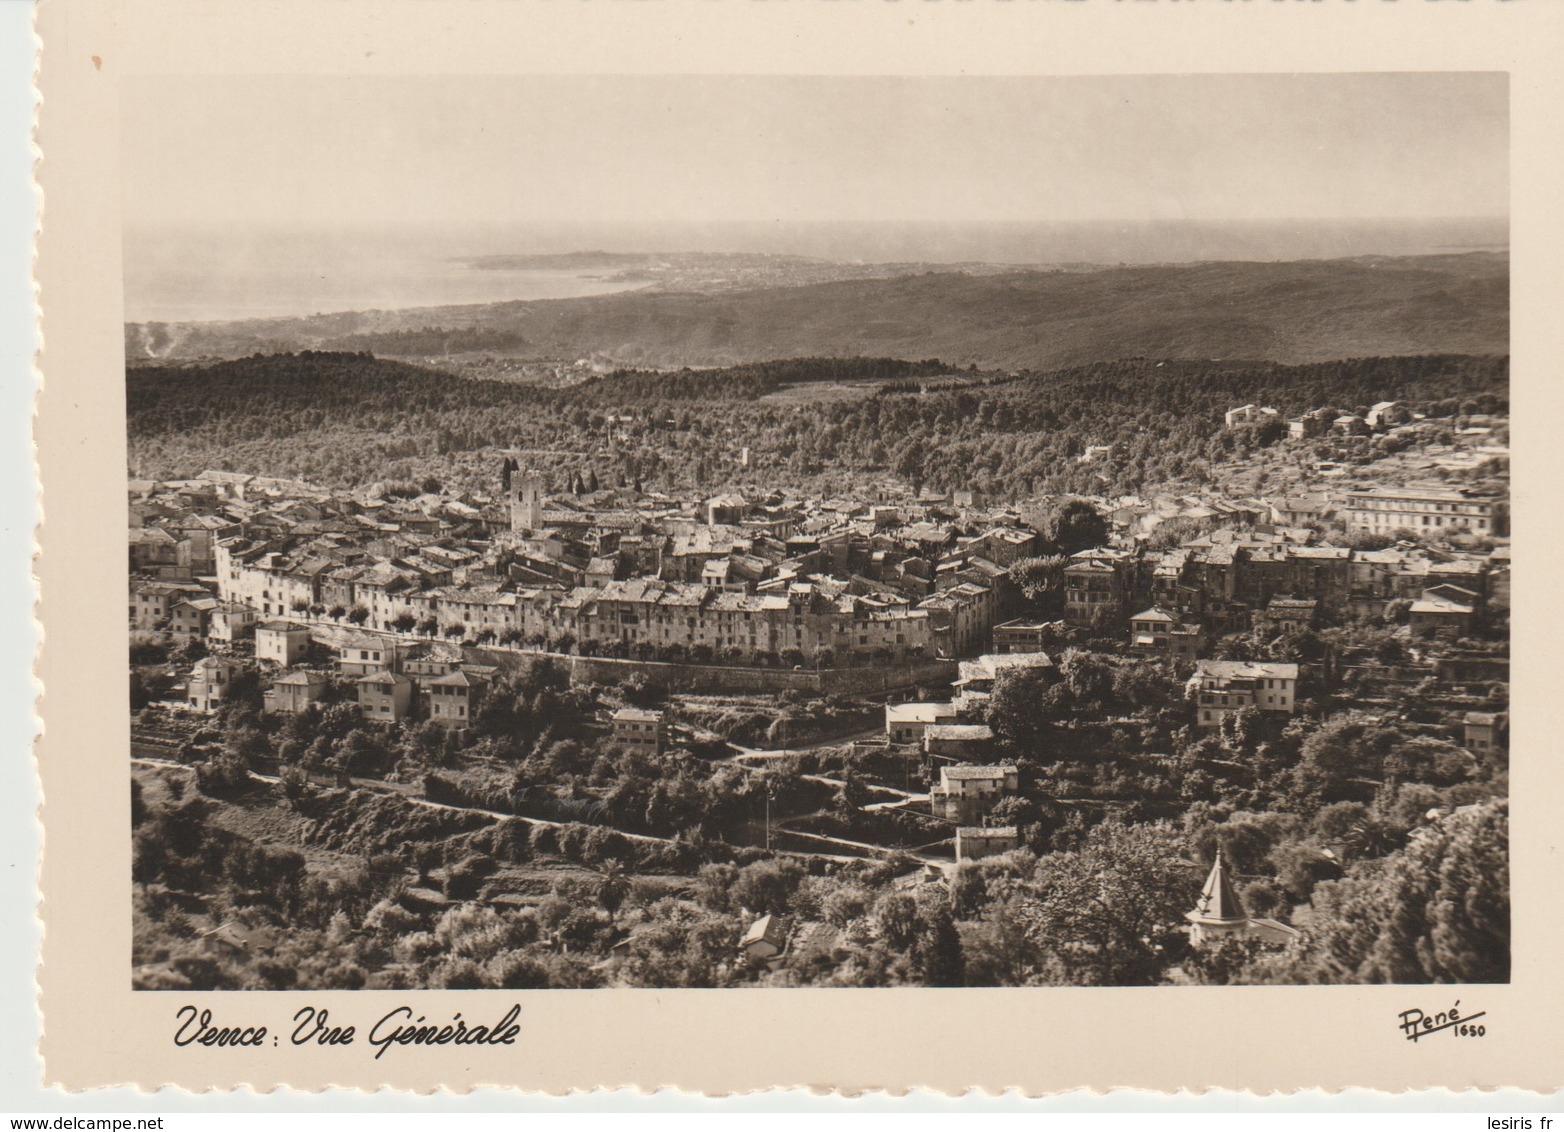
[{"left": 118, "top": 71, "right": 1510, "bottom": 995}]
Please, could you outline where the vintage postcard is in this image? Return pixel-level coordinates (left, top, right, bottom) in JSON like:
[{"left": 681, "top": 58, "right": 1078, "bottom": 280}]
[{"left": 32, "top": 0, "right": 1564, "bottom": 1096}]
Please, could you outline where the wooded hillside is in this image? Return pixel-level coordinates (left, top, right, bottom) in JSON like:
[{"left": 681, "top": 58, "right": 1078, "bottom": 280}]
[
  {"left": 125, "top": 253, "right": 1508, "bottom": 371},
  {"left": 127, "top": 352, "right": 1508, "bottom": 497}
]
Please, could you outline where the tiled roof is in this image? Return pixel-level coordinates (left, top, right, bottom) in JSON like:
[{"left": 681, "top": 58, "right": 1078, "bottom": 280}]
[
  {"left": 1194, "top": 660, "right": 1299, "bottom": 680},
  {"left": 940, "top": 762, "right": 1013, "bottom": 780}
]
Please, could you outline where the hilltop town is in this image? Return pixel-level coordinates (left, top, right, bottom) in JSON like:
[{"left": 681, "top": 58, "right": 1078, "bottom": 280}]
[{"left": 127, "top": 378, "right": 1510, "bottom": 991}]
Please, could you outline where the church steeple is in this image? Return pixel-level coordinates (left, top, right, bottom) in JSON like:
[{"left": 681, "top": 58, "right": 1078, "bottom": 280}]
[
  {"left": 1191, "top": 848, "right": 1246, "bottom": 924},
  {"left": 1185, "top": 848, "right": 1249, "bottom": 946}
]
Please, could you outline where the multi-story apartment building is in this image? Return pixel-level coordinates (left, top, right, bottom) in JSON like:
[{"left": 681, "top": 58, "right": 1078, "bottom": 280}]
[
  {"left": 1344, "top": 486, "right": 1507, "bottom": 538},
  {"left": 1188, "top": 660, "right": 1299, "bottom": 729},
  {"left": 1064, "top": 548, "right": 1137, "bottom": 625},
  {"left": 992, "top": 618, "right": 1053, "bottom": 655},
  {"left": 130, "top": 580, "right": 211, "bottom": 630}
]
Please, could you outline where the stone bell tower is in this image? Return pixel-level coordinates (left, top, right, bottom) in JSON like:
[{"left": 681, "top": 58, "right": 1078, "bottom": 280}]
[{"left": 509, "top": 470, "right": 544, "bottom": 534}]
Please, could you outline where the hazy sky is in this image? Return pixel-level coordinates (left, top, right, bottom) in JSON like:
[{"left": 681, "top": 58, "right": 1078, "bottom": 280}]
[{"left": 122, "top": 73, "right": 1507, "bottom": 233}]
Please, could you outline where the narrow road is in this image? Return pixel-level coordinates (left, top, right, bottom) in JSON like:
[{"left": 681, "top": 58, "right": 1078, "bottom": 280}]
[
  {"left": 773, "top": 825, "right": 948, "bottom": 866},
  {"left": 130, "top": 756, "right": 864, "bottom": 865},
  {"left": 800, "top": 773, "right": 926, "bottom": 802},
  {"left": 131, "top": 755, "right": 671, "bottom": 842},
  {"left": 725, "top": 726, "right": 883, "bottom": 762},
  {"left": 861, "top": 794, "right": 929, "bottom": 813}
]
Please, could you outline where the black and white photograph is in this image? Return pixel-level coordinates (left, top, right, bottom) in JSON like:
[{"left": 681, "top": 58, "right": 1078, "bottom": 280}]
[{"left": 121, "top": 72, "right": 1510, "bottom": 993}]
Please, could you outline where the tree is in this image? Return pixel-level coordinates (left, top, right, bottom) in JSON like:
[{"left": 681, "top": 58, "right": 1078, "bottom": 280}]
[
  {"left": 1182, "top": 936, "right": 1268, "bottom": 986},
  {"left": 1059, "top": 648, "right": 1113, "bottom": 707},
  {"left": 1010, "top": 820, "right": 1194, "bottom": 986},
  {"left": 730, "top": 859, "right": 804, "bottom": 917},
  {"left": 835, "top": 769, "right": 870, "bottom": 820},
  {"left": 129, "top": 671, "right": 153, "bottom": 712},
  {"left": 596, "top": 864, "right": 630, "bottom": 921},
  {"left": 1042, "top": 500, "right": 1109, "bottom": 556},
  {"left": 873, "top": 891, "right": 921, "bottom": 951},
  {"left": 916, "top": 905, "right": 966, "bottom": 987},
  {"left": 1285, "top": 713, "right": 1395, "bottom": 812},
  {"left": 1007, "top": 555, "right": 1068, "bottom": 618},
  {"left": 1112, "top": 661, "right": 1176, "bottom": 713},
  {"left": 337, "top": 728, "right": 385, "bottom": 778},
  {"left": 985, "top": 665, "right": 1057, "bottom": 751},
  {"left": 1147, "top": 516, "right": 1206, "bottom": 551},
  {"left": 346, "top": 605, "right": 370, "bottom": 625},
  {"left": 949, "top": 863, "right": 989, "bottom": 918},
  {"left": 821, "top": 884, "right": 871, "bottom": 928},
  {"left": 1249, "top": 801, "right": 1508, "bottom": 984},
  {"left": 891, "top": 439, "right": 926, "bottom": 494},
  {"left": 276, "top": 766, "right": 312, "bottom": 809}
]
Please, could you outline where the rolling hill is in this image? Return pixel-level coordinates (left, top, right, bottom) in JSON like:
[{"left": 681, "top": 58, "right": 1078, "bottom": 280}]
[{"left": 125, "top": 253, "right": 1507, "bottom": 372}]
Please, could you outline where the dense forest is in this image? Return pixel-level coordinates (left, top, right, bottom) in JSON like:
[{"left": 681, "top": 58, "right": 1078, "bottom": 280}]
[
  {"left": 124, "top": 252, "right": 1509, "bottom": 370},
  {"left": 128, "top": 351, "right": 1508, "bottom": 498}
]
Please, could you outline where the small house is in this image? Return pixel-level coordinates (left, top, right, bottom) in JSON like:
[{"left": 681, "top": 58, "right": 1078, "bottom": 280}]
[
  {"left": 426, "top": 668, "right": 486, "bottom": 729},
  {"left": 1128, "top": 607, "right": 1202, "bottom": 660},
  {"left": 255, "top": 621, "right": 312, "bottom": 667},
  {"left": 931, "top": 764, "right": 1017, "bottom": 822},
  {"left": 187, "top": 656, "right": 240, "bottom": 714},
  {"left": 167, "top": 596, "right": 219, "bottom": 639},
  {"left": 357, "top": 671, "right": 414, "bottom": 723},
  {"left": 884, "top": 701, "right": 957, "bottom": 744},
  {"left": 610, "top": 707, "right": 667, "bottom": 755},
  {"left": 1188, "top": 660, "right": 1298, "bottom": 729},
  {"left": 208, "top": 602, "right": 258, "bottom": 642},
  {"left": 1462, "top": 711, "right": 1506, "bottom": 754},
  {"left": 739, "top": 914, "right": 789, "bottom": 964},
  {"left": 336, "top": 634, "right": 398, "bottom": 677},
  {"left": 1260, "top": 597, "right": 1318, "bottom": 635},
  {"left": 264, "top": 669, "right": 329, "bottom": 714},
  {"left": 992, "top": 618, "right": 1054, "bottom": 655},
  {"left": 955, "top": 826, "right": 1020, "bottom": 862},
  {"left": 923, "top": 724, "right": 995, "bottom": 761},
  {"left": 1408, "top": 596, "right": 1474, "bottom": 639}
]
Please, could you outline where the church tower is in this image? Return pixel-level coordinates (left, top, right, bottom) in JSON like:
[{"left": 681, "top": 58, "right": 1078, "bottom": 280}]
[
  {"left": 509, "top": 470, "right": 544, "bottom": 534},
  {"left": 1184, "top": 848, "right": 1249, "bottom": 947}
]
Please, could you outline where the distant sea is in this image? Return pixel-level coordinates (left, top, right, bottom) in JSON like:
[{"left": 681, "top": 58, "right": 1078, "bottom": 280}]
[
  {"left": 124, "top": 217, "right": 1508, "bottom": 324},
  {"left": 123, "top": 233, "right": 649, "bottom": 324}
]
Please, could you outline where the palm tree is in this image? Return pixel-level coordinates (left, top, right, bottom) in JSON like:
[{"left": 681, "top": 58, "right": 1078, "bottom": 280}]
[
  {"left": 596, "top": 862, "right": 630, "bottom": 922},
  {"left": 1342, "top": 815, "right": 1400, "bottom": 861}
]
